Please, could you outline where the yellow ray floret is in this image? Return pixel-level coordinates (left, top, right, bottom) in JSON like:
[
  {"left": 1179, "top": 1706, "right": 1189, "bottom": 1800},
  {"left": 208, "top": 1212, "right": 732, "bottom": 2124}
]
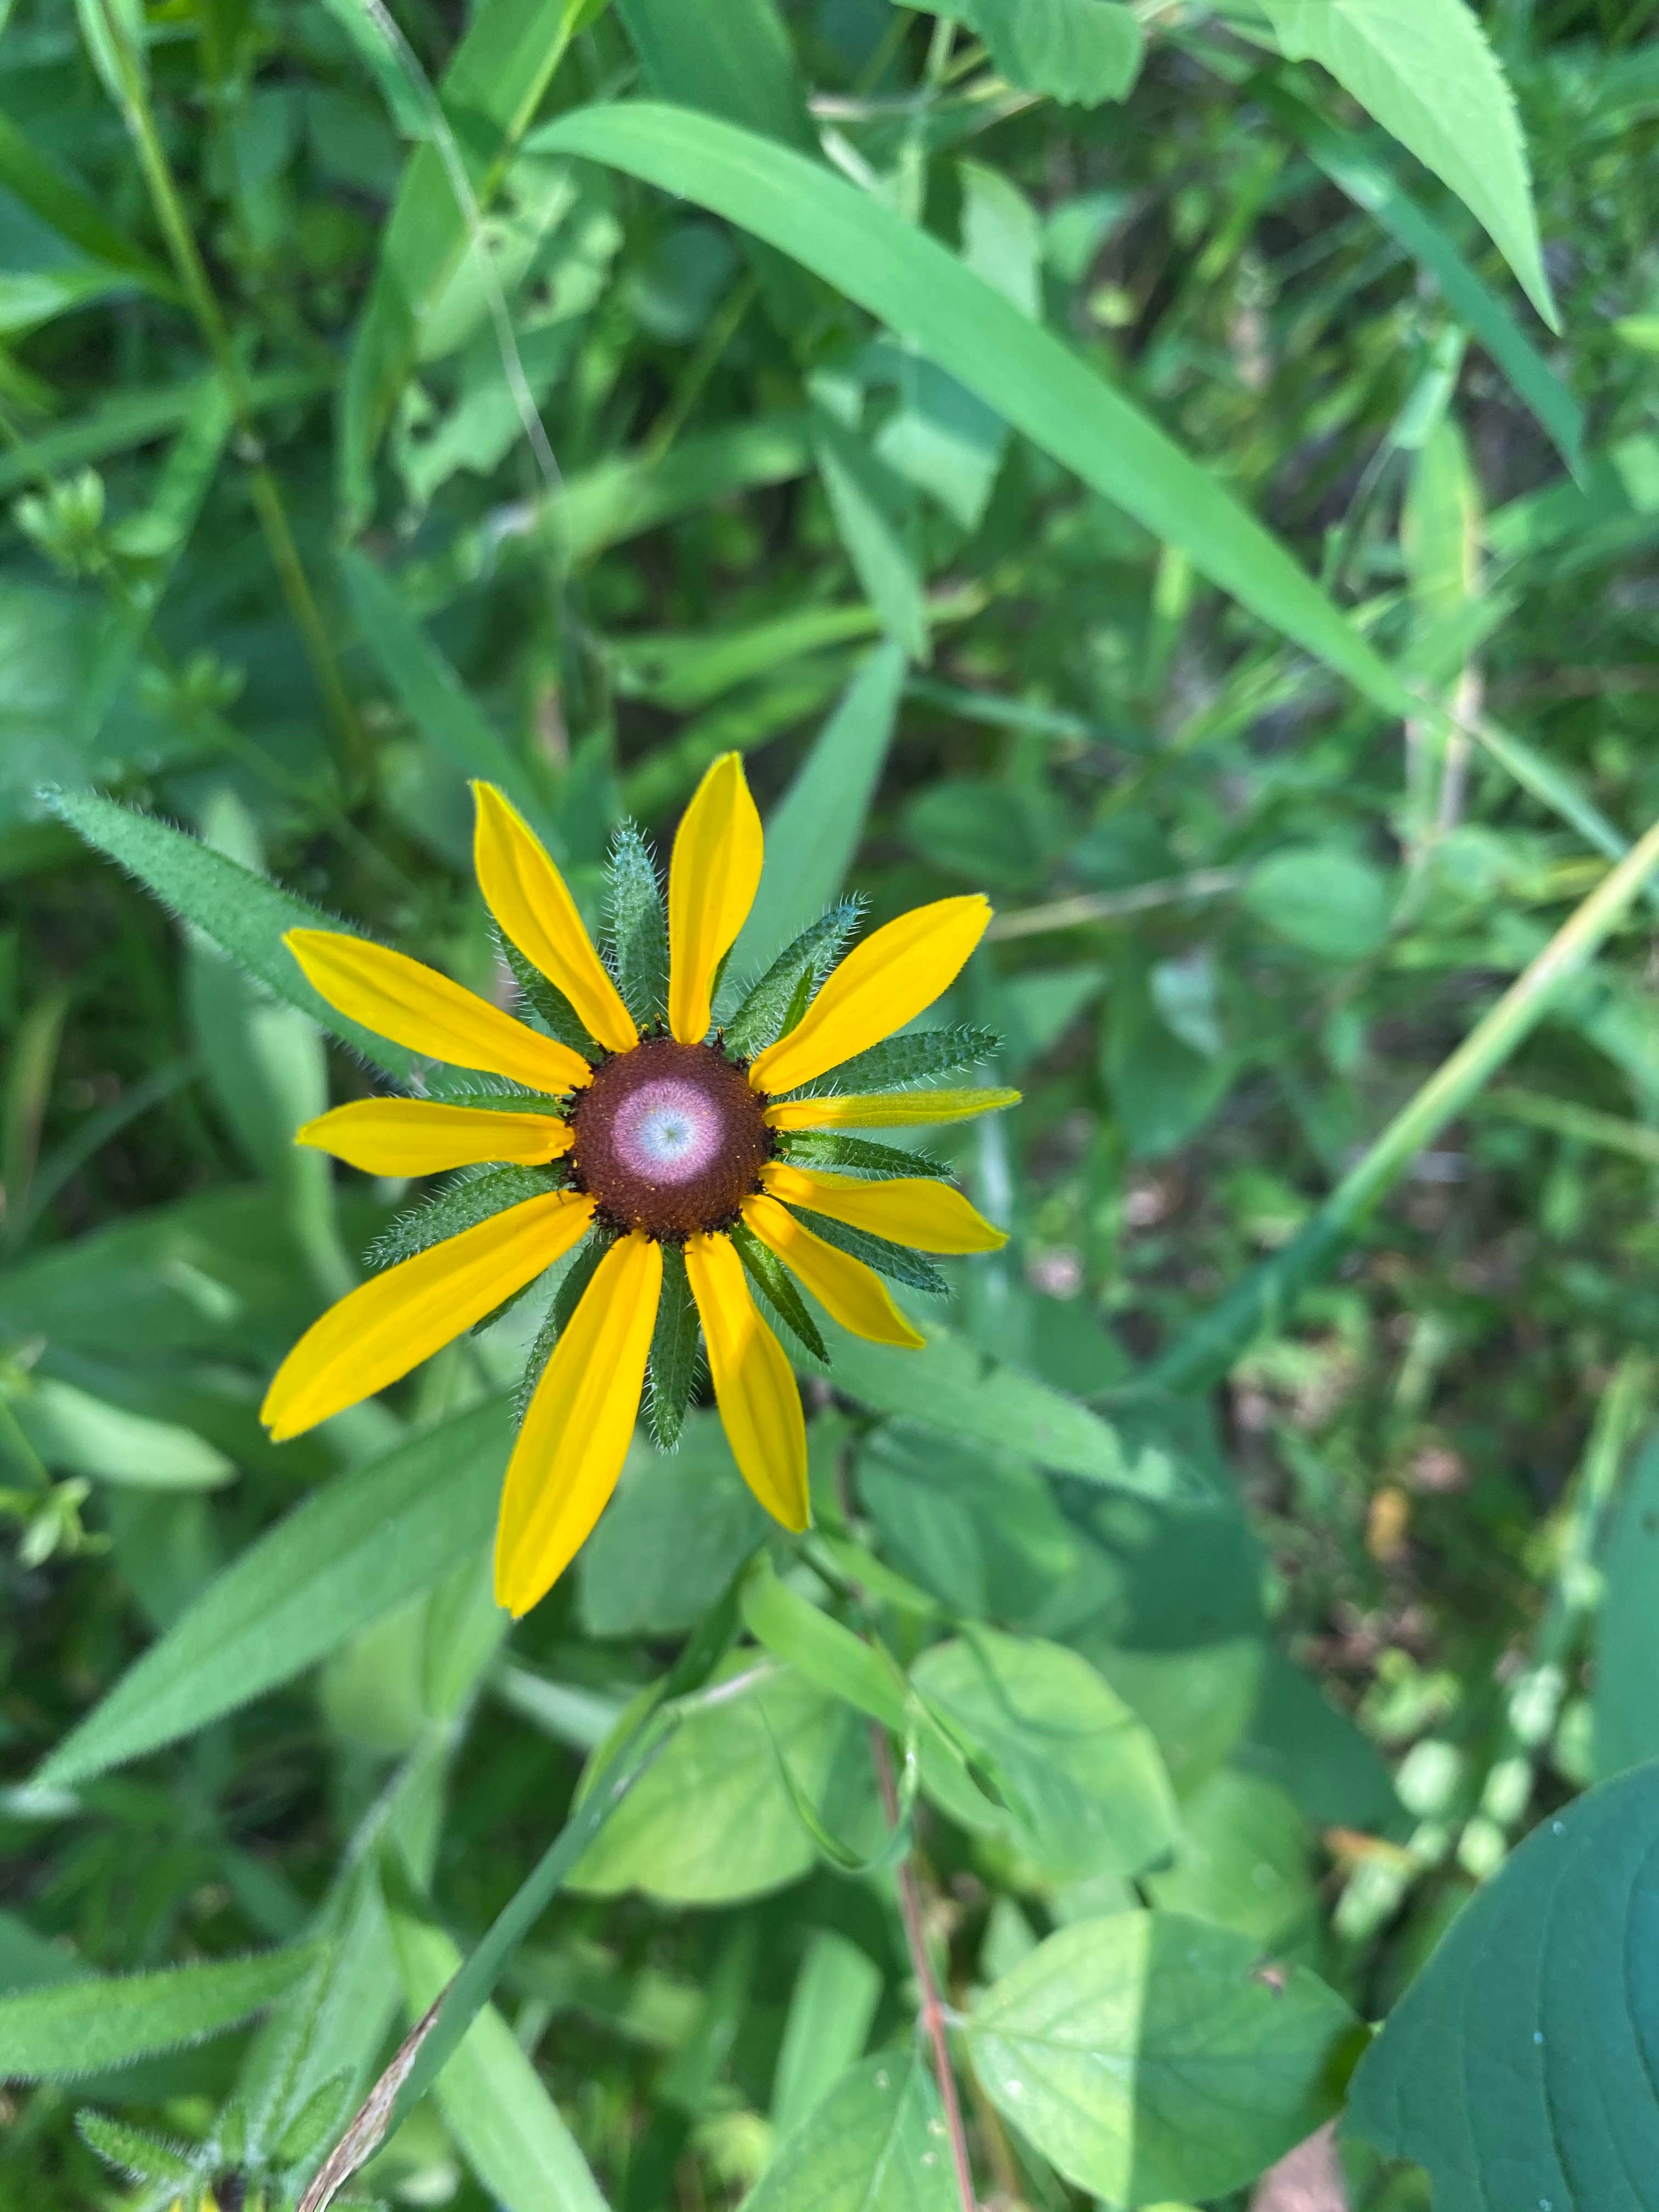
[
  {"left": 668, "top": 752, "right": 763, "bottom": 1045},
  {"left": 494, "top": 1231, "right": 662, "bottom": 1618},
  {"left": 764, "top": 1086, "right": 1022, "bottom": 1131},
  {"left": 741, "top": 1194, "right": 924, "bottom": 1348},
  {"left": 684, "top": 1231, "right": 809, "bottom": 1530},
  {"left": 472, "top": 782, "right": 639, "bottom": 1054},
  {"left": 297, "top": 1098, "right": 573, "bottom": 1176},
  {"left": 262, "top": 1190, "right": 595, "bottom": 1440},
  {"left": 287, "top": 929, "right": 590, "bottom": 1094},
  {"left": 761, "top": 1160, "right": 1006, "bottom": 1254},
  {"left": 747, "top": 896, "right": 991, "bottom": 1097}
]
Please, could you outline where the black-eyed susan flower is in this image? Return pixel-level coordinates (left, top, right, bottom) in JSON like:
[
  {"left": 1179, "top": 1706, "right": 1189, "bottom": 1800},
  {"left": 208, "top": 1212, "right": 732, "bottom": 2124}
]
[{"left": 260, "top": 754, "right": 1019, "bottom": 1617}]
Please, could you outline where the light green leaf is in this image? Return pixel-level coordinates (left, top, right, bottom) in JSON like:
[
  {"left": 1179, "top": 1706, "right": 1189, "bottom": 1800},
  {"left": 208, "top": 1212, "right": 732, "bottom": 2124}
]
[
  {"left": 339, "top": 548, "right": 560, "bottom": 849},
  {"left": 1144, "top": 1768, "right": 1318, "bottom": 1956},
  {"left": 1259, "top": 0, "right": 1556, "bottom": 328},
  {"left": 857, "top": 1425, "right": 1078, "bottom": 1624},
  {"left": 743, "top": 2052, "right": 956, "bottom": 2212},
  {"left": 1592, "top": 1431, "right": 1659, "bottom": 1779},
  {"left": 730, "top": 641, "right": 906, "bottom": 979},
  {"left": 340, "top": 0, "right": 606, "bottom": 525},
  {"left": 770, "top": 1934, "right": 884, "bottom": 2136},
  {"left": 579, "top": 1416, "right": 770, "bottom": 1639},
  {"left": 390, "top": 1905, "right": 608, "bottom": 2212},
  {"left": 533, "top": 105, "right": 1412, "bottom": 718},
  {"left": 929, "top": 0, "right": 1144, "bottom": 105},
  {"left": 968, "top": 1911, "right": 1359, "bottom": 2204},
  {"left": 37, "top": 1402, "right": 508, "bottom": 1787},
  {"left": 617, "top": 0, "right": 814, "bottom": 149},
  {"left": 47, "top": 789, "right": 418, "bottom": 1084},
  {"left": 1347, "top": 1762, "right": 1659, "bottom": 2210},
  {"left": 569, "top": 1660, "right": 880, "bottom": 1904},
  {"left": 12, "top": 1376, "right": 234, "bottom": 1490},
  {"left": 911, "top": 1630, "right": 1178, "bottom": 1880},
  {"left": 1244, "top": 847, "right": 1393, "bottom": 961},
  {"left": 810, "top": 414, "right": 930, "bottom": 664},
  {"left": 0, "top": 1948, "right": 314, "bottom": 2080}
]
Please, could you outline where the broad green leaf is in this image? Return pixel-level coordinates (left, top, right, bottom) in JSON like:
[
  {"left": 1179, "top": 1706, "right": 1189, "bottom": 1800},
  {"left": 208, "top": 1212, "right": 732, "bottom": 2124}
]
[
  {"left": 1592, "top": 1431, "right": 1659, "bottom": 1779},
  {"left": 390, "top": 1905, "right": 607, "bottom": 2212},
  {"left": 12, "top": 1376, "right": 234, "bottom": 1490},
  {"left": 569, "top": 1660, "right": 880, "bottom": 1904},
  {"left": 1143, "top": 1768, "right": 1318, "bottom": 1956},
  {"left": 730, "top": 642, "right": 906, "bottom": 979},
  {"left": 47, "top": 790, "right": 418, "bottom": 1084},
  {"left": 0, "top": 1948, "right": 313, "bottom": 2080},
  {"left": 857, "top": 1425, "right": 1078, "bottom": 1624},
  {"left": 969, "top": 1911, "right": 1359, "bottom": 2204},
  {"left": 743, "top": 2052, "right": 956, "bottom": 2212},
  {"left": 817, "top": 1312, "right": 1194, "bottom": 1497},
  {"left": 928, "top": 0, "right": 1144, "bottom": 105},
  {"left": 339, "top": 549, "right": 560, "bottom": 848},
  {"left": 911, "top": 1630, "right": 1178, "bottom": 1880},
  {"left": 37, "top": 1402, "right": 509, "bottom": 1787},
  {"left": 1244, "top": 848, "right": 1393, "bottom": 961},
  {"left": 1102, "top": 958, "right": 1233, "bottom": 1160},
  {"left": 1259, "top": 79, "right": 1582, "bottom": 474},
  {"left": 340, "top": 0, "right": 606, "bottom": 525},
  {"left": 533, "top": 105, "right": 1413, "bottom": 718},
  {"left": 770, "top": 1935, "right": 884, "bottom": 2136},
  {"left": 617, "top": 0, "right": 814, "bottom": 150},
  {"left": 1237, "top": 1650, "right": 1403, "bottom": 1832},
  {"left": 810, "top": 415, "right": 930, "bottom": 664},
  {"left": 1259, "top": 0, "right": 1556, "bottom": 328},
  {"left": 579, "top": 1415, "right": 770, "bottom": 1639},
  {"left": 1347, "top": 1762, "right": 1659, "bottom": 2211}
]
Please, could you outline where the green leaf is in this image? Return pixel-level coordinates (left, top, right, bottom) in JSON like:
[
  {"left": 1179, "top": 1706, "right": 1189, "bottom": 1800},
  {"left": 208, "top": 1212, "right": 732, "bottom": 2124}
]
[
  {"left": 1243, "top": 847, "right": 1393, "bottom": 961},
  {"left": 46, "top": 791, "right": 417, "bottom": 1084},
  {"left": 494, "top": 933, "right": 603, "bottom": 1059},
  {"left": 732, "top": 642, "right": 907, "bottom": 978},
  {"left": 75, "top": 2111, "right": 195, "bottom": 2187},
  {"left": 339, "top": 549, "right": 560, "bottom": 848},
  {"left": 1143, "top": 1768, "right": 1318, "bottom": 1956},
  {"left": 0, "top": 1949, "right": 314, "bottom": 2081},
  {"left": 339, "top": 0, "right": 606, "bottom": 525},
  {"left": 743, "top": 2052, "right": 956, "bottom": 2212},
  {"left": 569, "top": 1659, "right": 881, "bottom": 1904},
  {"left": 1258, "top": 78, "right": 1582, "bottom": 475},
  {"left": 605, "top": 822, "right": 669, "bottom": 1027},
  {"left": 616, "top": 0, "right": 814, "bottom": 150},
  {"left": 780, "top": 1132, "right": 952, "bottom": 1181},
  {"left": 1593, "top": 1432, "right": 1659, "bottom": 1779},
  {"left": 580, "top": 1414, "right": 769, "bottom": 1638},
  {"left": 968, "top": 1912, "right": 1359, "bottom": 2204},
  {"left": 724, "top": 905, "right": 863, "bottom": 1060},
  {"left": 733, "top": 1222, "right": 832, "bottom": 1363},
  {"left": 37, "top": 1402, "right": 510, "bottom": 1787},
  {"left": 13, "top": 1376, "right": 234, "bottom": 1491},
  {"left": 388, "top": 1905, "right": 607, "bottom": 2212},
  {"left": 857, "top": 1426, "right": 1078, "bottom": 1622},
  {"left": 534, "top": 104, "right": 1412, "bottom": 716},
  {"left": 801, "top": 1024, "right": 999, "bottom": 1096},
  {"left": 1258, "top": 0, "right": 1556, "bottom": 328},
  {"left": 645, "top": 1241, "right": 701, "bottom": 1450},
  {"left": 789, "top": 1208, "right": 950, "bottom": 1299},
  {"left": 930, "top": 0, "right": 1144, "bottom": 105},
  {"left": 809, "top": 416, "right": 930, "bottom": 664},
  {"left": 0, "top": 114, "right": 178, "bottom": 300},
  {"left": 911, "top": 1629, "right": 1177, "bottom": 1880},
  {"left": 1346, "top": 1762, "right": 1659, "bottom": 2210},
  {"left": 769, "top": 1936, "right": 884, "bottom": 2137}
]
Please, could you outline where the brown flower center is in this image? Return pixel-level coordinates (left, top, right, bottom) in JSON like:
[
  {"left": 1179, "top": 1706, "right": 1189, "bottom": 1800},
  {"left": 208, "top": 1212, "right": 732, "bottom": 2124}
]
[{"left": 567, "top": 1036, "right": 772, "bottom": 1240}]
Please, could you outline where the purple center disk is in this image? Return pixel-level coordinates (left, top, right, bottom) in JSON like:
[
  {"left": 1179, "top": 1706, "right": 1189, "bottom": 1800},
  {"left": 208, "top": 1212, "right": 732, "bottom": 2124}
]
[{"left": 608, "top": 1078, "right": 725, "bottom": 1186}]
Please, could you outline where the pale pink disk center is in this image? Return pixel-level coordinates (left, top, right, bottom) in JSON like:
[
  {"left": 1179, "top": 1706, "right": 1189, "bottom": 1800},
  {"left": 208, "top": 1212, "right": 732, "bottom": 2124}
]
[{"left": 610, "top": 1078, "right": 725, "bottom": 1185}]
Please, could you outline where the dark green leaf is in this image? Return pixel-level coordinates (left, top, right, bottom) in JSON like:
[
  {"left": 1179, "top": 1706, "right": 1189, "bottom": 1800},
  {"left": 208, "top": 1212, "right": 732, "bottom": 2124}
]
[
  {"left": 495, "top": 931, "right": 604, "bottom": 1059},
  {"left": 367, "top": 1164, "right": 565, "bottom": 1272},
  {"left": 605, "top": 822, "right": 669, "bottom": 1028},
  {"left": 646, "top": 1240, "right": 700, "bottom": 1449},
  {"left": 732, "top": 1222, "right": 831, "bottom": 1364},
  {"left": 724, "top": 905, "right": 863, "bottom": 1060},
  {"left": 803, "top": 1024, "right": 1000, "bottom": 1096},
  {"left": 780, "top": 1131, "right": 951, "bottom": 1180},
  {"left": 791, "top": 1208, "right": 951, "bottom": 1299}
]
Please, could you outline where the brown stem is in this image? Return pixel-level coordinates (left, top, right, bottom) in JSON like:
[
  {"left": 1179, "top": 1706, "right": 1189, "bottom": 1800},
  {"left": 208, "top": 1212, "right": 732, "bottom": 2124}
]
[{"left": 870, "top": 1724, "right": 979, "bottom": 2212}]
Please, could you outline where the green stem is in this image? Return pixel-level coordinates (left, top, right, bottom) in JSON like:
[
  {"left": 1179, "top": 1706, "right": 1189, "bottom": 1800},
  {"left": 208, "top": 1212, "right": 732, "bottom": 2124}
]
[
  {"left": 1146, "top": 799, "right": 1659, "bottom": 1395},
  {"left": 92, "top": 0, "right": 369, "bottom": 788}
]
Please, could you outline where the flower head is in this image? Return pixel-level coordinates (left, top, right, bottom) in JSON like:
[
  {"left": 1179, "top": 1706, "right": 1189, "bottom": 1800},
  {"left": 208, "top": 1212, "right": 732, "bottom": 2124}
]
[{"left": 260, "top": 754, "right": 1019, "bottom": 1617}]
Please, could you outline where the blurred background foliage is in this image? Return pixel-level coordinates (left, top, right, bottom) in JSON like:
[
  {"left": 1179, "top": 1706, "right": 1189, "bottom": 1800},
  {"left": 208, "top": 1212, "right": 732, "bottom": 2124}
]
[{"left": 3, "top": 0, "right": 1659, "bottom": 2207}]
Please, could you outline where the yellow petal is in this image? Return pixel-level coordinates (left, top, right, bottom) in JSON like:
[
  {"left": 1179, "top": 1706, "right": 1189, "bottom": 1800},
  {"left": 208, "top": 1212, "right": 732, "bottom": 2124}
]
[
  {"left": 765, "top": 1086, "right": 1022, "bottom": 1130},
  {"left": 286, "top": 929, "right": 590, "bottom": 1094},
  {"left": 262, "top": 1191, "right": 594, "bottom": 1441},
  {"left": 472, "top": 782, "right": 638, "bottom": 1053},
  {"left": 296, "top": 1098, "right": 572, "bottom": 1175},
  {"left": 747, "top": 896, "right": 991, "bottom": 1096},
  {"left": 493, "top": 1232, "right": 661, "bottom": 1618},
  {"left": 684, "top": 1231, "right": 808, "bottom": 1531},
  {"left": 761, "top": 1160, "right": 1006, "bottom": 1254},
  {"left": 741, "top": 1194, "right": 923, "bottom": 1349},
  {"left": 667, "top": 751, "right": 763, "bottom": 1043}
]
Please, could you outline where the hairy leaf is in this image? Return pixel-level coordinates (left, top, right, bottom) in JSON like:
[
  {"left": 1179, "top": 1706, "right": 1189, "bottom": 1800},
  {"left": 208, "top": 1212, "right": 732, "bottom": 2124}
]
[
  {"left": 732, "top": 1222, "right": 830, "bottom": 1364},
  {"left": 791, "top": 1208, "right": 951, "bottom": 1298},
  {"left": 605, "top": 822, "right": 669, "bottom": 1027},
  {"left": 0, "top": 1949, "right": 315, "bottom": 2081},
  {"left": 366, "top": 1165, "right": 566, "bottom": 1272},
  {"left": 802, "top": 1024, "right": 1000, "bottom": 1096},
  {"left": 725, "top": 904, "right": 863, "bottom": 1060},
  {"left": 779, "top": 1131, "right": 952, "bottom": 1180},
  {"left": 646, "top": 1241, "right": 701, "bottom": 1449}
]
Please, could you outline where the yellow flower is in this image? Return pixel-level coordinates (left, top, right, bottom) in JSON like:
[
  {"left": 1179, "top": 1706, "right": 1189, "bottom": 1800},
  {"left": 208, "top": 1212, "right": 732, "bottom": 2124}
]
[{"left": 260, "top": 754, "right": 1019, "bottom": 1618}]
